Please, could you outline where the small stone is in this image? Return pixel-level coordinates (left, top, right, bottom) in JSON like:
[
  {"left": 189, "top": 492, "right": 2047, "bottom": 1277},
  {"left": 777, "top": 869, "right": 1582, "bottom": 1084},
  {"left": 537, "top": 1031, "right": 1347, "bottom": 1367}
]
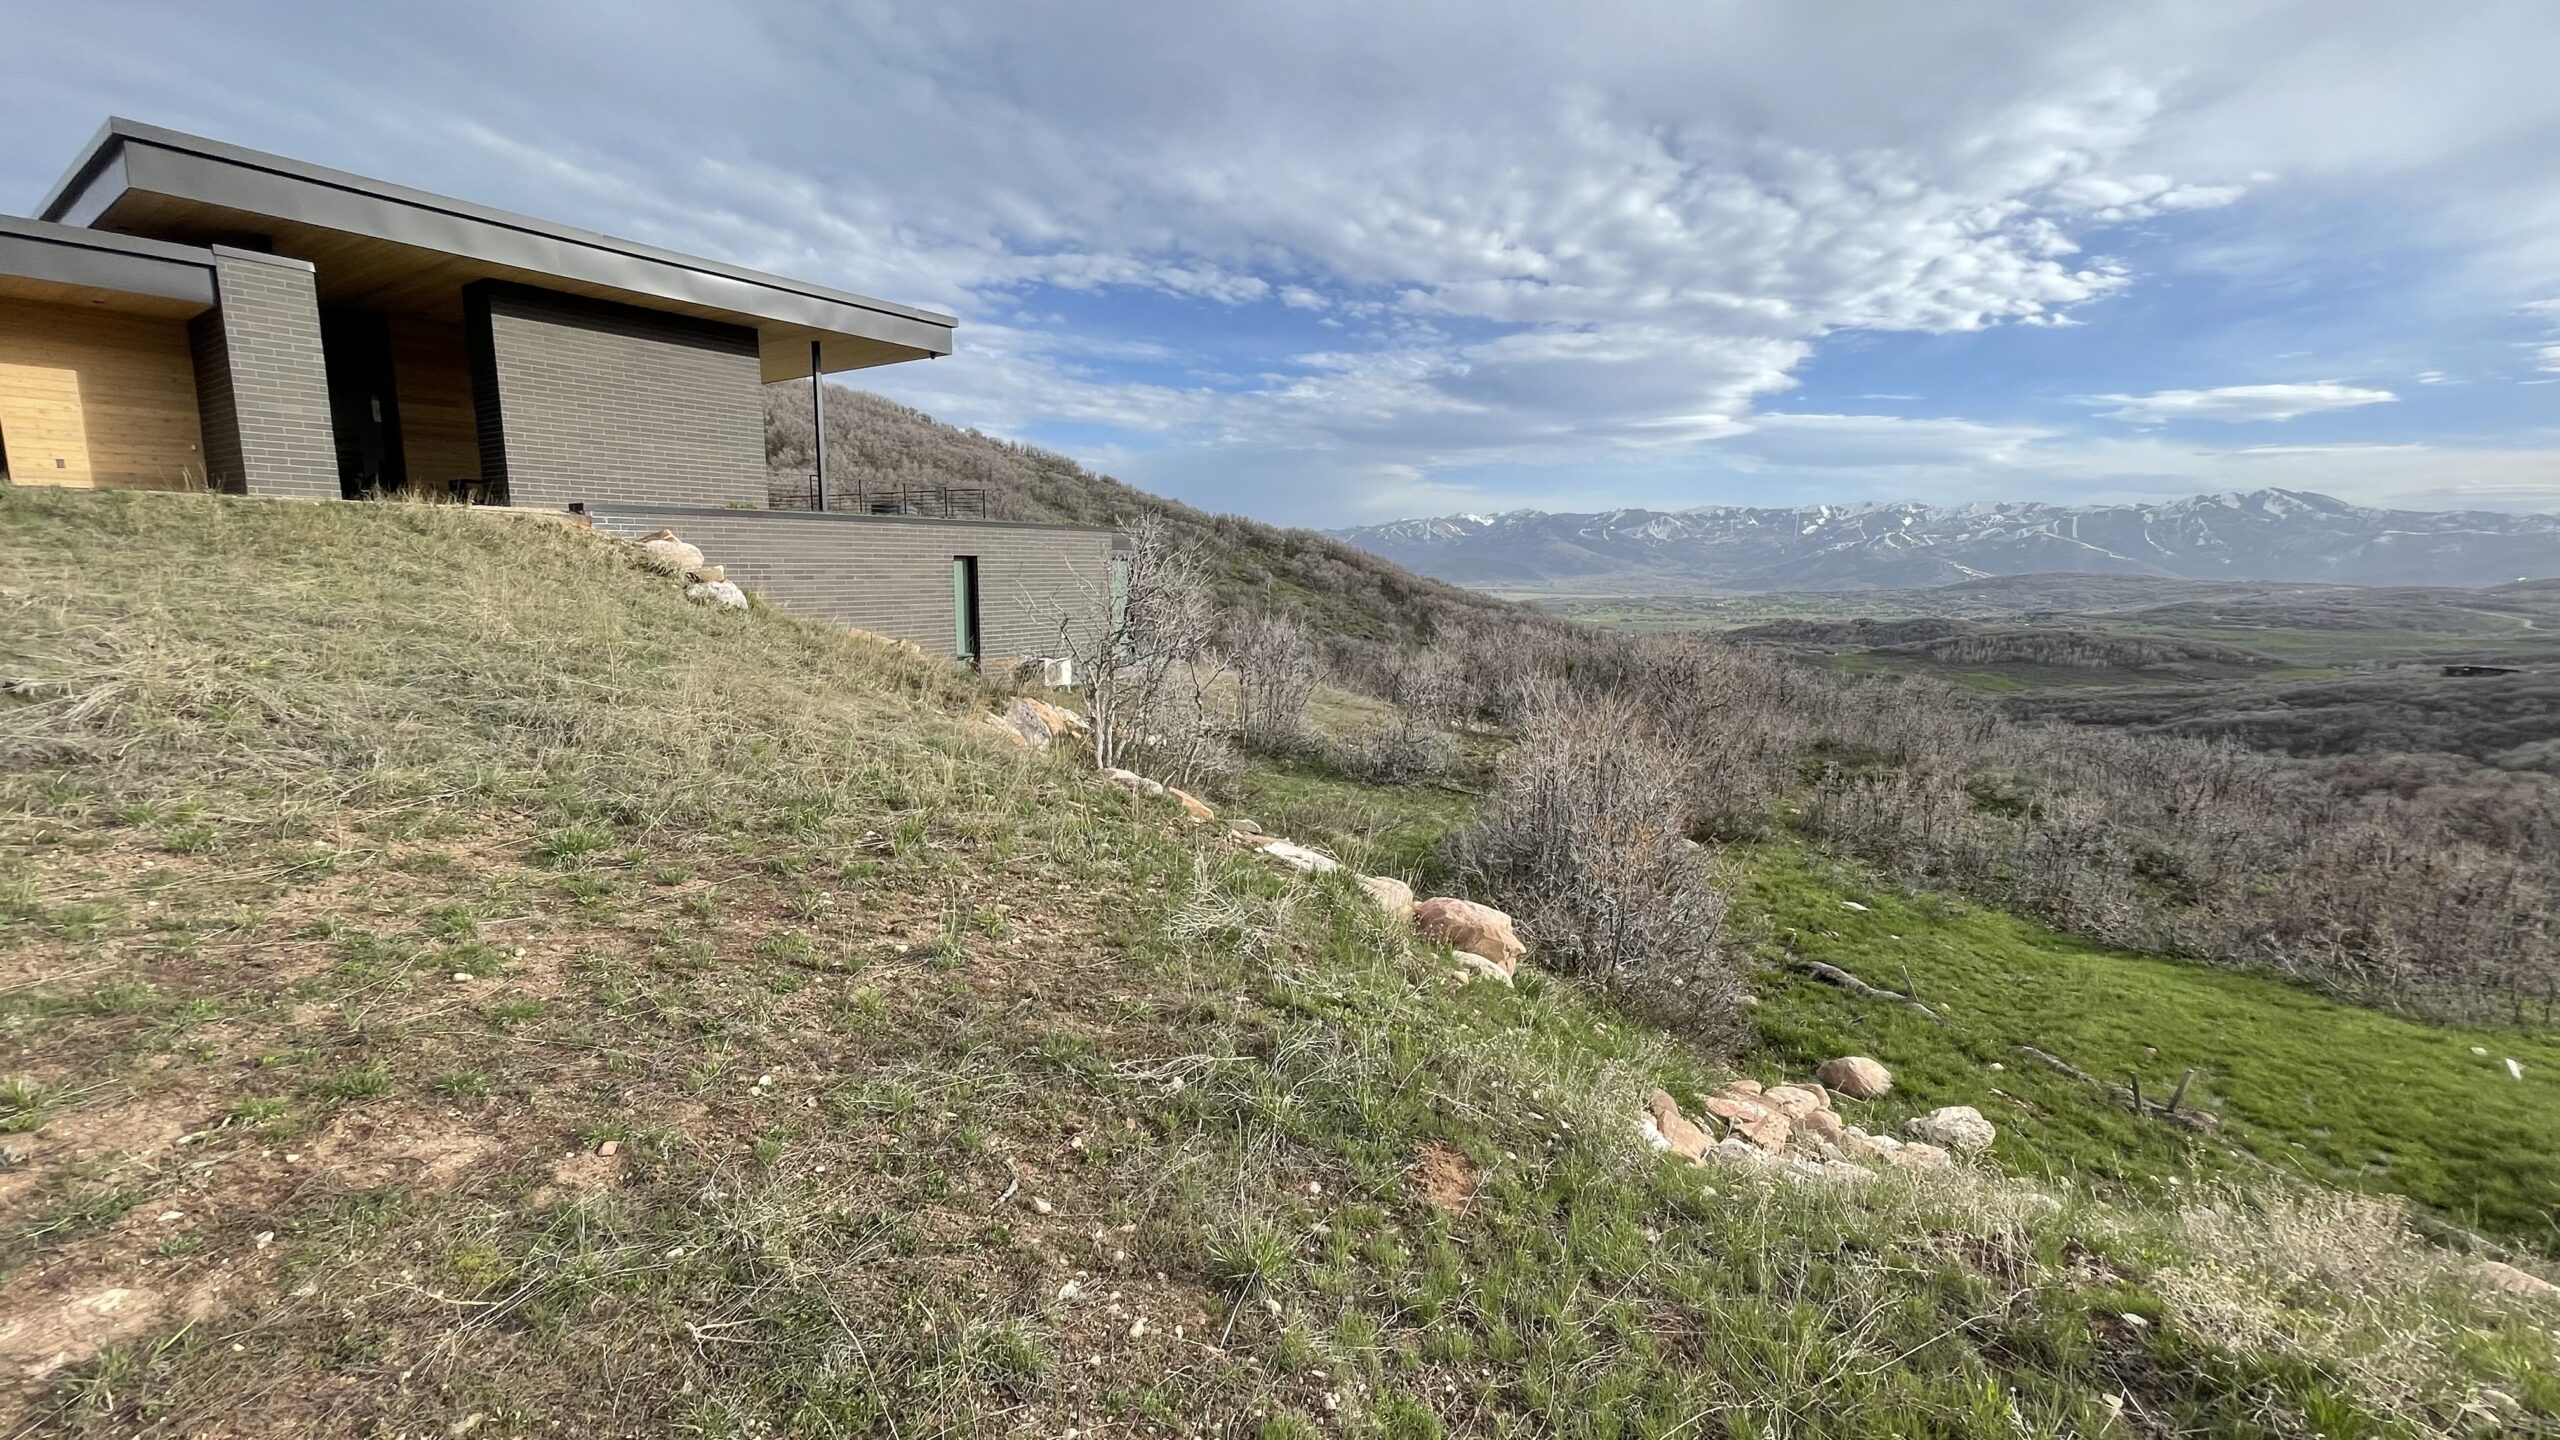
[
  {"left": 253, "top": 1231, "right": 274, "bottom": 1249},
  {"left": 1031, "top": 1196, "right": 1054, "bottom": 1215},
  {"left": 1906, "top": 1105, "right": 1996, "bottom": 1154},
  {"left": 1814, "top": 1056, "right": 1892, "bottom": 1100},
  {"left": 158, "top": 1210, "right": 185, "bottom": 1223},
  {"left": 757, "top": 1074, "right": 775, "bottom": 1088},
  {"left": 450, "top": 971, "right": 472, "bottom": 983},
  {"left": 2119, "top": 1312, "right": 2149, "bottom": 1329},
  {"left": 597, "top": 1140, "right": 619, "bottom": 1157}
]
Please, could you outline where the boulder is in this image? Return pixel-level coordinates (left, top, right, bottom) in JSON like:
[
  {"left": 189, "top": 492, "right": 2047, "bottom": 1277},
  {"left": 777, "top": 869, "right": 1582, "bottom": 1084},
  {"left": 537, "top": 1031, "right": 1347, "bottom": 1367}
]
[
  {"left": 642, "top": 536, "right": 706, "bottom": 572},
  {"left": 1257, "top": 840, "right": 1340, "bottom": 876},
  {"left": 1412, "top": 898, "right": 1526, "bottom": 968},
  {"left": 1906, "top": 1106, "right": 1996, "bottom": 1154},
  {"left": 1701, "top": 1093, "right": 1768, "bottom": 1126},
  {"left": 1102, "top": 767, "right": 1167, "bottom": 799},
  {"left": 1706, "top": 1137, "right": 1770, "bottom": 1166},
  {"left": 1799, "top": 1107, "right": 1846, "bottom": 1144},
  {"left": 1020, "top": 697, "right": 1090, "bottom": 741},
  {"left": 992, "top": 699, "right": 1056, "bottom": 751},
  {"left": 1762, "top": 1085, "right": 1828, "bottom": 1121},
  {"left": 1889, "top": 1141, "right": 1952, "bottom": 1170},
  {"left": 1840, "top": 1131, "right": 1901, "bottom": 1162},
  {"left": 1728, "top": 1108, "right": 1792, "bottom": 1152},
  {"left": 685, "top": 564, "right": 726, "bottom": 584},
  {"left": 982, "top": 713, "right": 1035, "bottom": 748},
  {"left": 685, "top": 580, "right": 747, "bottom": 609},
  {"left": 1450, "top": 951, "right": 1512, "bottom": 986},
  {"left": 1356, "top": 874, "right": 1416, "bottom": 919},
  {"left": 1816, "top": 1056, "right": 1893, "bottom": 1100},
  {"left": 2473, "top": 1260, "right": 2560, "bottom": 1303},
  {"left": 1723, "top": 1078, "right": 1763, "bottom": 1097},
  {"left": 1166, "top": 787, "right": 1215, "bottom": 824},
  {"left": 1644, "top": 1090, "right": 1714, "bottom": 1161}
]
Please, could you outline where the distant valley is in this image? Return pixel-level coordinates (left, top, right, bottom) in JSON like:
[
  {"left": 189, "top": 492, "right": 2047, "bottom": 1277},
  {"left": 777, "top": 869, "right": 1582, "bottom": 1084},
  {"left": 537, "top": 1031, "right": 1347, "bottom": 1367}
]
[{"left": 1330, "top": 488, "right": 2560, "bottom": 592}]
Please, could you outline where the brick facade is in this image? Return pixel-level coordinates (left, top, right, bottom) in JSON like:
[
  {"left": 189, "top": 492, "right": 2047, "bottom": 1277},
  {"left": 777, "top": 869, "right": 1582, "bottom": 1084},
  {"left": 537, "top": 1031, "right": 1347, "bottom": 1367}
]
[
  {"left": 586, "top": 504, "right": 1123, "bottom": 664},
  {"left": 467, "top": 283, "right": 763, "bottom": 510},
  {"left": 188, "top": 247, "right": 336, "bottom": 498}
]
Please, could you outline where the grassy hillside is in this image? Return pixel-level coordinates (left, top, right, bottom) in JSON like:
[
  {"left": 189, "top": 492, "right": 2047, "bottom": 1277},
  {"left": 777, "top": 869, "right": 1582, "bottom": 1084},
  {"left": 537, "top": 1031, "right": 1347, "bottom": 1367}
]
[
  {"left": 3, "top": 488, "right": 2555, "bottom": 1437},
  {"left": 1214, "top": 746, "right": 2560, "bottom": 1248}
]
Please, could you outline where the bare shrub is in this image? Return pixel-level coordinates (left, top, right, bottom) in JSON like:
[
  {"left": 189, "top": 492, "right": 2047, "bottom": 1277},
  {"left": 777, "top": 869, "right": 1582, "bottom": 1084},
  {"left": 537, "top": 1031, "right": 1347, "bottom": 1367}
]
[
  {"left": 1351, "top": 644, "right": 1463, "bottom": 781},
  {"left": 1452, "top": 684, "right": 1741, "bottom": 1042},
  {"left": 1227, "top": 607, "right": 1318, "bottom": 755},
  {"left": 1044, "top": 514, "right": 1232, "bottom": 788}
]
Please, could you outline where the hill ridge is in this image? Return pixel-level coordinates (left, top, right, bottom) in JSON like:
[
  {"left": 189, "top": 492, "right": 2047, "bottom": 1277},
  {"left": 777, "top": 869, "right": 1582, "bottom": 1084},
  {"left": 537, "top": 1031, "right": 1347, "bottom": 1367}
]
[{"left": 1329, "top": 487, "right": 2560, "bottom": 592}]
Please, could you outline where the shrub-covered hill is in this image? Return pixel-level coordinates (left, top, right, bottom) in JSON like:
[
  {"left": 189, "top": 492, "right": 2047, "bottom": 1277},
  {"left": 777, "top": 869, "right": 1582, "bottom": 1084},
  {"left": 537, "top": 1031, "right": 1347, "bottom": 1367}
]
[
  {"left": 2, "top": 487, "right": 2555, "bottom": 1437},
  {"left": 765, "top": 385, "right": 1554, "bottom": 667}
]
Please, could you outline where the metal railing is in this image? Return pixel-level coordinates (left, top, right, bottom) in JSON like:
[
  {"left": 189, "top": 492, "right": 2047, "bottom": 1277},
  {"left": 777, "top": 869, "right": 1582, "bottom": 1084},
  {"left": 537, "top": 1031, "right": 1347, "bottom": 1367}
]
[{"left": 768, "top": 475, "right": 989, "bottom": 519}]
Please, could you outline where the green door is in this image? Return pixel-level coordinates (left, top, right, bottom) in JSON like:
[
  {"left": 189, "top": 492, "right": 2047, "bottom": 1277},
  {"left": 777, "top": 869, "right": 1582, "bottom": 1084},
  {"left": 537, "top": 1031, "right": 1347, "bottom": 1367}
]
[{"left": 952, "top": 556, "right": 982, "bottom": 664}]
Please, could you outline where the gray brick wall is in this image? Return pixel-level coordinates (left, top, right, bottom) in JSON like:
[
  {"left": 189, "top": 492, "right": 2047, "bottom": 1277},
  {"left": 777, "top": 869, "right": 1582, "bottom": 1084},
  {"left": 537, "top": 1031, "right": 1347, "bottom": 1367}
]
[
  {"left": 469, "top": 283, "right": 763, "bottom": 510},
  {"left": 190, "top": 247, "right": 336, "bottom": 498},
  {"left": 586, "top": 504, "right": 1122, "bottom": 664}
]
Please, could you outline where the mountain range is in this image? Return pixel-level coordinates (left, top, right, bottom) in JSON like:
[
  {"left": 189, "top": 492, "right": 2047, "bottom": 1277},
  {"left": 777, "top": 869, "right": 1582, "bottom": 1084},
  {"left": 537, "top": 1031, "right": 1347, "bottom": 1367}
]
[{"left": 1328, "top": 489, "right": 2560, "bottom": 592}]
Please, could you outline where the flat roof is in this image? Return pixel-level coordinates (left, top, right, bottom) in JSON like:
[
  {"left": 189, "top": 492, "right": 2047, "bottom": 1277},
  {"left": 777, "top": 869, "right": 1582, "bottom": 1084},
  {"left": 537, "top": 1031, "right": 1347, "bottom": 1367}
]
[
  {"left": 0, "top": 214, "right": 219, "bottom": 317},
  {"left": 36, "top": 118, "right": 953, "bottom": 380}
]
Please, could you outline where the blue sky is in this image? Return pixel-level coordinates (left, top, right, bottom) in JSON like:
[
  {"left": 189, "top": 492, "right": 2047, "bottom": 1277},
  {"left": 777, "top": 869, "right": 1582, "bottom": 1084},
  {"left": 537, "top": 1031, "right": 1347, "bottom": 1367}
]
[{"left": 6, "top": 1, "right": 2556, "bottom": 526}]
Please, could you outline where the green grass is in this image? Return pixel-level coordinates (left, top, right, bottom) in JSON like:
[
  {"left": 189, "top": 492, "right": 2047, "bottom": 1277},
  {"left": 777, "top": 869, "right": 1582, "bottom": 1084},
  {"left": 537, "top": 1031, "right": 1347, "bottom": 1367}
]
[
  {"left": 1205, "top": 749, "right": 2560, "bottom": 1250},
  {"left": 1227, "top": 758, "right": 1479, "bottom": 882},
  {"left": 1732, "top": 846, "right": 2560, "bottom": 1247}
]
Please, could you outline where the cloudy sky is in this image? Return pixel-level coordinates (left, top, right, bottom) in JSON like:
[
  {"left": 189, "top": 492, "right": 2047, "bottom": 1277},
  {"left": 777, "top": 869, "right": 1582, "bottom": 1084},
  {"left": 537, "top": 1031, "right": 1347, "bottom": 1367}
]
[{"left": 8, "top": 1, "right": 2558, "bottom": 525}]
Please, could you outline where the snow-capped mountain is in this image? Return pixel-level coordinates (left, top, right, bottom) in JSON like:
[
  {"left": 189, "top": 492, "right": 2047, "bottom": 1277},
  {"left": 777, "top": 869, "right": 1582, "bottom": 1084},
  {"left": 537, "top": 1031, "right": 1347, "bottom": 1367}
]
[{"left": 1326, "top": 489, "right": 2560, "bottom": 591}]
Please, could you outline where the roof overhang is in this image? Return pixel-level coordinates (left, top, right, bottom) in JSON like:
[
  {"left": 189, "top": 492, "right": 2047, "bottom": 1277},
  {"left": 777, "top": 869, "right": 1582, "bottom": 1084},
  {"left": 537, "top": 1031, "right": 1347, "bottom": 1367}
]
[
  {"left": 37, "top": 118, "right": 953, "bottom": 380},
  {"left": 0, "top": 214, "right": 218, "bottom": 318}
]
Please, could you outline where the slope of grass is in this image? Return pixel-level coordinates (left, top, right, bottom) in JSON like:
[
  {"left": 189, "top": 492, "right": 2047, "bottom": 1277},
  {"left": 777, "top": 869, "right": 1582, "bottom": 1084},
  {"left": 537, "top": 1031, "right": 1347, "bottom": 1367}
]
[
  {"left": 1732, "top": 850, "right": 2560, "bottom": 1248},
  {"left": 1, "top": 487, "right": 2553, "bottom": 1437}
]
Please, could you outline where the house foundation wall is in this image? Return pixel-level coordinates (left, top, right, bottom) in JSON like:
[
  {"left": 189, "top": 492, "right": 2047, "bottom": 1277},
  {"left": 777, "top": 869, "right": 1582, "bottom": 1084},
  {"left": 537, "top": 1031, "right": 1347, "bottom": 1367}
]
[{"left": 584, "top": 503, "right": 1121, "bottom": 665}]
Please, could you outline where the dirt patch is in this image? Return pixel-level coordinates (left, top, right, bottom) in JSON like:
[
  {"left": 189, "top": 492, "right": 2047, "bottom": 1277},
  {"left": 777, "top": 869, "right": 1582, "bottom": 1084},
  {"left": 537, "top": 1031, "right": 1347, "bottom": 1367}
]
[
  {"left": 0, "top": 1283, "right": 165, "bottom": 1384},
  {"left": 1407, "top": 1141, "right": 1480, "bottom": 1215},
  {"left": 530, "top": 1146, "right": 628, "bottom": 1205},
  {"left": 303, "top": 1107, "right": 502, "bottom": 1191}
]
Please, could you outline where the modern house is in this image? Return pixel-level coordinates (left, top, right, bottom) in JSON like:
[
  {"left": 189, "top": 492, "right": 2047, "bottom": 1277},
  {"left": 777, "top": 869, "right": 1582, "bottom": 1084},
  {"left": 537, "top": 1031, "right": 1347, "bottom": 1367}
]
[{"left": 1, "top": 118, "right": 1120, "bottom": 666}]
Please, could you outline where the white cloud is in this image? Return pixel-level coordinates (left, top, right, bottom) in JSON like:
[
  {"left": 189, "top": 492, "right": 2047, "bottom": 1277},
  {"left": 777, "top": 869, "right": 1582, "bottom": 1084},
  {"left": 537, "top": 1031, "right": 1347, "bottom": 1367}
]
[
  {"left": 2088, "top": 383, "right": 2400, "bottom": 425},
  {"left": 4, "top": 1, "right": 2556, "bottom": 523}
]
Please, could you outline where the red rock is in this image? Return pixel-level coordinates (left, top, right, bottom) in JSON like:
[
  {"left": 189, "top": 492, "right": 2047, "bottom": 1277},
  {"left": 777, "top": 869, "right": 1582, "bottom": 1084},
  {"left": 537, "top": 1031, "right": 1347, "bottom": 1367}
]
[
  {"left": 1412, "top": 898, "right": 1525, "bottom": 967},
  {"left": 1645, "top": 1090, "right": 1713, "bottom": 1160}
]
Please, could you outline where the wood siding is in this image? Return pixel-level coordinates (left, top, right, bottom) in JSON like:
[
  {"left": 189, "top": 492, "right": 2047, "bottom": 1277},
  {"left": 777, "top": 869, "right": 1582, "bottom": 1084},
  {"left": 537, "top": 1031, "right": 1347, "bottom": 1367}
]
[
  {"left": 388, "top": 313, "right": 480, "bottom": 490},
  {"left": 0, "top": 296, "right": 206, "bottom": 489}
]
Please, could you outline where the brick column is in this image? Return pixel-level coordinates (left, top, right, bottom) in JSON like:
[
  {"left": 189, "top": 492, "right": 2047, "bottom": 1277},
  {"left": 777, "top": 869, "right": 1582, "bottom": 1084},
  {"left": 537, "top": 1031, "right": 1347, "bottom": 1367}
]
[{"left": 188, "top": 246, "right": 337, "bottom": 498}]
